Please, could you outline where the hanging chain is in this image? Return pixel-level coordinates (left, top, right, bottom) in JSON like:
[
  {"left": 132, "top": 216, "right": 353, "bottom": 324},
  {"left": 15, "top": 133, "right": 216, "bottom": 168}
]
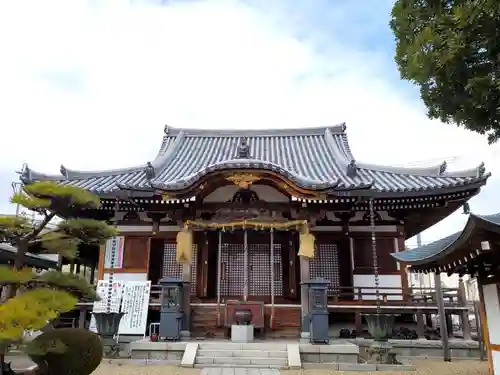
[
  {"left": 369, "top": 198, "right": 381, "bottom": 311},
  {"left": 243, "top": 228, "right": 249, "bottom": 301}
]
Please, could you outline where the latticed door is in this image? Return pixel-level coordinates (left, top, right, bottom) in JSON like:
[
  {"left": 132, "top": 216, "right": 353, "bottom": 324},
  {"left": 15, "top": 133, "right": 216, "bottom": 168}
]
[
  {"left": 249, "top": 243, "right": 283, "bottom": 297},
  {"left": 309, "top": 243, "right": 340, "bottom": 296},
  {"left": 162, "top": 242, "right": 198, "bottom": 295},
  {"left": 219, "top": 243, "right": 245, "bottom": 297}
]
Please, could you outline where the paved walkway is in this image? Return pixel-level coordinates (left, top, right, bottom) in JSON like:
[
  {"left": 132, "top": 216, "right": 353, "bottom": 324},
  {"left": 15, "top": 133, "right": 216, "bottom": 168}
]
[{"left": 200, "top": 368, "right": 280, "bottom": 375}]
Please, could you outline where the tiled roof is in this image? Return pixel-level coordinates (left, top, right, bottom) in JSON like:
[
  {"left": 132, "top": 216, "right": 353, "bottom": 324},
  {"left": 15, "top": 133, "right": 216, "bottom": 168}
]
[
  {"left": 0, "top": 243, "right": 58, "bottom": 269},
  {"left": 392, "top": 213, "right": 500, "bottom": 265},
  {"left": 20, "top": 124, "right": 490, "bottom": 195}
]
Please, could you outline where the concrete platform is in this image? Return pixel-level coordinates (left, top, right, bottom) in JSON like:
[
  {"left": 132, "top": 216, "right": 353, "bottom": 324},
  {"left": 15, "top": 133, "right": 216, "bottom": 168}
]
[
  {"left": 129, "top": 339, "right": 360, "bottom": 368},
  {"left": 128, "top": 337, "right": 476, "bottom": 369},
  {"left": 351, "top": 338, "right": 481, "bottom": 359}
]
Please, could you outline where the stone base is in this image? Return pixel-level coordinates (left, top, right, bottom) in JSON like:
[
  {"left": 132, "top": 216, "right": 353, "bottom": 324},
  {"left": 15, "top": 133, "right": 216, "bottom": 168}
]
[
  {"left": 231, "top": 324, "right": 254, "bottom": 343},
  {"left": 366, "top": 341, "right": 400, "bottom": 365},
  {"left": 180, "top": 330, "right": 191, "bottom": 338},
  {"left": 300, "top": 332, "right": 310, "bottom": 339}
]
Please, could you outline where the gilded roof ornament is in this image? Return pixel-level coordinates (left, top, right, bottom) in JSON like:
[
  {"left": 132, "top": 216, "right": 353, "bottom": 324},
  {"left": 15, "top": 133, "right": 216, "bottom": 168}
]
[{"left": 226, "top": 173, "right": 260, "bottom": 189}]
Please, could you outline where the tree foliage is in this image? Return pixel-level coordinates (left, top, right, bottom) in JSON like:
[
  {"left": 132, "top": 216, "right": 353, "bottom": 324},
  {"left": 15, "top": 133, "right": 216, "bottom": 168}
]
[
  {"left": 0, "top": 182, "right": 116, "bottom": 372},
  {"left": 390, "top": 0, "right": 500, "bottom": 143},
  {"left": 27, "top": 328, "right": 103, "bottom": 375}
]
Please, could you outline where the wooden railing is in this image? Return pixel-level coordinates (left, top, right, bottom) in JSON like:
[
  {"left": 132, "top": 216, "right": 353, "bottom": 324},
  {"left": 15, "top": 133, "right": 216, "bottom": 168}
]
[
  {"left": 77, "top": 284, "right": 468, "bottom": 309},
  {"left": 326, "top": 286, "right": 464, "bottom": 307}
]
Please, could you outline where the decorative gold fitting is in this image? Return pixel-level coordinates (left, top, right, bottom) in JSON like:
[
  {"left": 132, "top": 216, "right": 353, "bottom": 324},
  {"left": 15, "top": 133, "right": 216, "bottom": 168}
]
[{"left": 225, "top": 173, "right": 261, "bottom": 189}]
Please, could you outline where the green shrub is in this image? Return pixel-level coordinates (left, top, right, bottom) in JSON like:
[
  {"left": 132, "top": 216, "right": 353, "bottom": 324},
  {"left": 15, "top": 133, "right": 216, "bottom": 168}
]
[{"left": 26, "top": 328, "right": 103, "bottom": 375}]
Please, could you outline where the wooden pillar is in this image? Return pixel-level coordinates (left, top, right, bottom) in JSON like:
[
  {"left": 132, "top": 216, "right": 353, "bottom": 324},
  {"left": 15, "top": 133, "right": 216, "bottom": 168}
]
[
  {"left": 396, "top": 232, "right": 410, "bottom": 302},
  {"left": 198, "top": 232, "right": 209, "bottom": 298},
  {"left": 473, "top": 300, "right": 486, "bottom": 361},
  {"left": 477, "top": 279, "right": 493, "bottom": 373},
  {"left": 416, "top": 310, "right": 425, "bottom": 339},
  {"left": 90, "top": 265, "right": 96, "bottom": 284},
  {"left": 425, "top": 313, "right": 433, "bottom": 328},
  {"left": 182, "top": 263, "right": 191, "bottom": 337},
  {"left": 355, "top": 312, "right": 363, "bottom": 336},
  {"left": 458, "top": 277, "right": 472, "bottom": 340},
  {"left": 435, "top": 272, "right": 451, "bottom": 361},
  {"left": 300, "top": 256, "right": 310, "bottom": 339},
  {"left": 445, "top": 313, "right": 454, "bottom": 337},
  {"left": 78, "top": 307, "right": 86, "bottom": 329}
]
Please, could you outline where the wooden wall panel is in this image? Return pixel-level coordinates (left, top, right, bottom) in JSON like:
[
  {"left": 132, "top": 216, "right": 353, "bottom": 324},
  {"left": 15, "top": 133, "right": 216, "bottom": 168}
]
[
  {"left": 353, "top": 237, "right": 398, "bottom": 274},
  {"left": 101, "top": 236, "right": 150, "bottom": 273},
  {"left": 122, "top": 236, "right": 149, "bottom": 270}
]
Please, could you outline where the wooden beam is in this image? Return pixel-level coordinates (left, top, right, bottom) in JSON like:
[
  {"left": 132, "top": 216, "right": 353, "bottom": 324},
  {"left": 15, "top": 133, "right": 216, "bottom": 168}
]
[{"left": 97, "top": 244, "right": 105, "bottom": 281}]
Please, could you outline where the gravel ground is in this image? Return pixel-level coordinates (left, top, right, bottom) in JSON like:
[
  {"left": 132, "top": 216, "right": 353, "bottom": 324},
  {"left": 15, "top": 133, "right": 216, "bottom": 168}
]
[
  {"left": 284, "top": 360, "right": 489, "bottom": 375},
  {"left": 7, "top": 357, "right": 489, "bottom": 375}
]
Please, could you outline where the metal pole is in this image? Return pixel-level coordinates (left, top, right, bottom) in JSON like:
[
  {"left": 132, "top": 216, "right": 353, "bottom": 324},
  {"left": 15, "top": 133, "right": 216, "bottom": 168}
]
[
  {"left": 216, "top": 230, "right": 222, "bottom": 326},
  {"left": 243, "top": 229, "right": 248, "bottom": 302},
  {"left": 270, "top": 229, "right": 275, "bottom": 323},
  {"left": 434, "top": 272, "right": 451, "bottom": 361}
]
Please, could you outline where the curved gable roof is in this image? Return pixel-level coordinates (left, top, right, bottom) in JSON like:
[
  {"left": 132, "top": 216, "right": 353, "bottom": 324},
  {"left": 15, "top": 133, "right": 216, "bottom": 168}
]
[{"left": 19, "top": 124, "right": 491, "bottom": 195}]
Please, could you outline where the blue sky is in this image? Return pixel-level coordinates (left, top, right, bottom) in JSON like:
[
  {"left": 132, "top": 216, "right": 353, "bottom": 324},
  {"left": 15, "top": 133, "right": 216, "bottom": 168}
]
[{"left": 0, "top": 0, "right": 498, "bottom": 247}]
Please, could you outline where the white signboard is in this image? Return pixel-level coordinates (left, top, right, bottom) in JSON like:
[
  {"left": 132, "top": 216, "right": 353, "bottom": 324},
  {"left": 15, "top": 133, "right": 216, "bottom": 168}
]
[
  {"left": 118, "top": 281, "right": 152, "bottom": 335},
  {"left": 88, "top": 279, "right": 125, "bottom": 332},
  {"left": 89, "top": 280, "right": 151, "bottom": 336},
  {"left": 103, "top": 237, "right": 125, "bottom": 269}
]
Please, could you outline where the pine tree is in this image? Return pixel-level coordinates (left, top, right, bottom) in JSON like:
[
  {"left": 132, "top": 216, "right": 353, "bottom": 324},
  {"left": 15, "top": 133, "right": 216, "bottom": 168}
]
[{"left": 0, "top": 182, "right": 117, "bottom": 374}]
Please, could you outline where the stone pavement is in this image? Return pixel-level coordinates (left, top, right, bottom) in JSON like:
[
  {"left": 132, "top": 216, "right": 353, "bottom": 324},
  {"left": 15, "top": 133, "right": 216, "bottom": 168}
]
[{"left": 200, "top": 368, "right": 280, "bottom": 375}]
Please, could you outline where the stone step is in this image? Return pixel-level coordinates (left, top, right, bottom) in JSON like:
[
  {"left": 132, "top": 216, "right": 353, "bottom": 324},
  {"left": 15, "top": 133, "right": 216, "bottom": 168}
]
[
  {"left": 194, "top": 363, "right": 288, "bottom": 369},
  {"left": 197, "top": 349, "right": 288, "bottom": 358},
  {"left": 195, "top": 356, "right": 288, "bottom": 367},
  {"left": 194, "top": 364, "right": 288, "bottom": 374},
  {"left": 198, "top": 342, "right": 287, "bottom": 351}
]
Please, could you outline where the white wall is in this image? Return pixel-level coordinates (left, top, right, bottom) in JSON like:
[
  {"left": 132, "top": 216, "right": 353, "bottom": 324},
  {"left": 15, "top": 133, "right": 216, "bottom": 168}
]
[
  {"left": 102, "top": 272, "right": 148, "bottom": 282},
  {"left": 353, "top": 274, "right": 402, "bottom": 301}
]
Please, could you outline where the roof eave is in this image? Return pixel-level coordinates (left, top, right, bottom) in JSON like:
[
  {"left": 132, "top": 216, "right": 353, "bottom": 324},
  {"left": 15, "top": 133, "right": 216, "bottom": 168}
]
[{"left": 391, "top": 213, "right": 499, "bottom": 267}]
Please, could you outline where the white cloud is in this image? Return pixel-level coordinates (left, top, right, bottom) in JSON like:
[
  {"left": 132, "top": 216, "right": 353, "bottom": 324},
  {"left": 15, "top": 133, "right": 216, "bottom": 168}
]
[{"left": 0, "top": 0, "right": 498, "bottom": 243}]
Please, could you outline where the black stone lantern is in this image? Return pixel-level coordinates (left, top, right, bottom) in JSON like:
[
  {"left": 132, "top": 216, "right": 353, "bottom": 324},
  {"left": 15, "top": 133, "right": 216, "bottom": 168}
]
[
  {"left": 158, "top": 276, "right": 190, "bottom": 341},
  {"left": 302, "top": 278, "right": 330, "bottom": 344}
]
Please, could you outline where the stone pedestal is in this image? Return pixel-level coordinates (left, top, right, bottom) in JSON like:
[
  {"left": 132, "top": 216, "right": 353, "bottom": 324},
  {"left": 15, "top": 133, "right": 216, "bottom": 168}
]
[{"left": 231, "top": 324, "right": 254, "bottom": 343}]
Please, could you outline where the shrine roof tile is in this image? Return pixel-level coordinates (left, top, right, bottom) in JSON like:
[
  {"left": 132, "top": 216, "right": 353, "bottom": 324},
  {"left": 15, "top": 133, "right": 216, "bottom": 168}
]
[{"left": 19, "top": 124, "right": 490, "bottom": 196}]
